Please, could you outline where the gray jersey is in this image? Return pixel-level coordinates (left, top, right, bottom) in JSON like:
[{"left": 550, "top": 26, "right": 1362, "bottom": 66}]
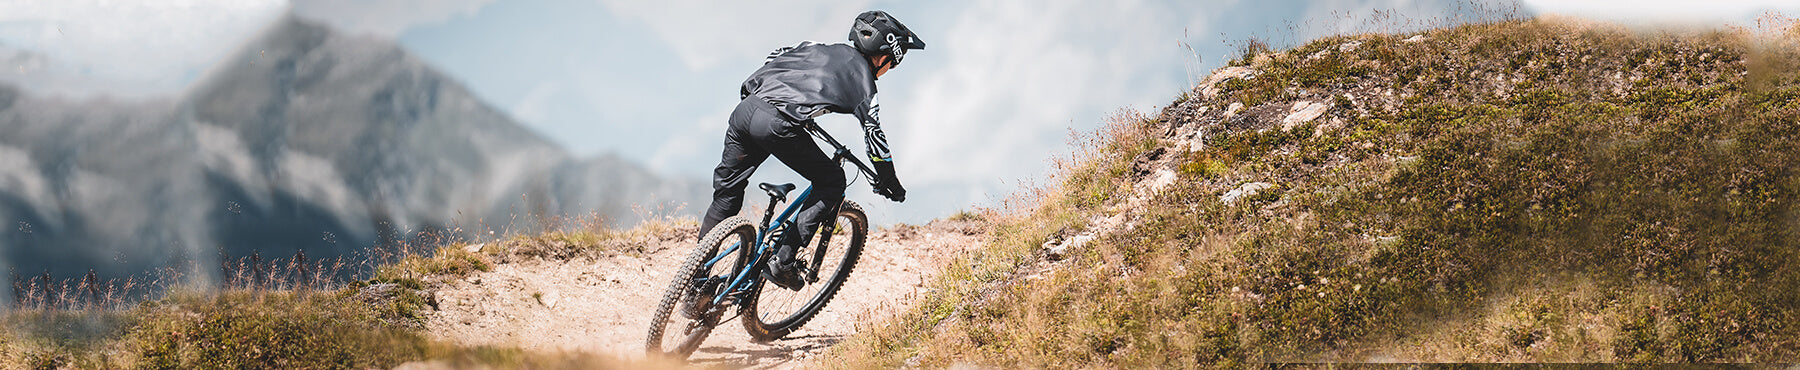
[{"left": 740, "top": 42, "right": 892, "bottom": 162}]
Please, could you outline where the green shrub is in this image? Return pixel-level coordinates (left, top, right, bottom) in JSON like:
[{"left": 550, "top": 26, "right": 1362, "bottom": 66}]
[{"left": 374, "top": 244, "right": 493, "bottom": 285}]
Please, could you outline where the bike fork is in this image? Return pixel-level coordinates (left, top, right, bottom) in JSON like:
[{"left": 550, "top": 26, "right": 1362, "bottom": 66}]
[{"left": 806, "top": 222, "right": 836, "bottom": 283}]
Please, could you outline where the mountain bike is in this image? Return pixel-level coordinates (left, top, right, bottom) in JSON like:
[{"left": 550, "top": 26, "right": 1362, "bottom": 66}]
[{"left": 645, "top": 122, "right": 875, "bottom": 359}]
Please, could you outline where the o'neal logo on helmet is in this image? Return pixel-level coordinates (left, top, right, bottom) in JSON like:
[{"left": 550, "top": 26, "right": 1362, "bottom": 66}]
[{"left": 886, "top": 33, "right": 906, "bottom": 65}]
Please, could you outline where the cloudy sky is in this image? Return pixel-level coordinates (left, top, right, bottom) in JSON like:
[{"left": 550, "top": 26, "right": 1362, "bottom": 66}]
[{"left": 3, "top": 0, "right": 1798, "bottom": 224}]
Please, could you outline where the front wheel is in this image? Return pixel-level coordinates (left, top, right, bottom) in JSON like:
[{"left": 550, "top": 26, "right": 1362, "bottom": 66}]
[
  {"left": 742, "top": 200, "right": 868, "bottom": 342},
  {"left": 645, "top": 216, "right": 753, "bottom": 359}
]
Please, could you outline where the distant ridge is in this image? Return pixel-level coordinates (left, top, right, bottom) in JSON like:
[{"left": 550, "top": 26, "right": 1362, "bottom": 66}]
[{"left": 0, "top": 14, "right": 704, "bottom": 285}]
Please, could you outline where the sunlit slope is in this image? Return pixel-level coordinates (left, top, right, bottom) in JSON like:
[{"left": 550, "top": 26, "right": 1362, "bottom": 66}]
[{"left": 828, "top": 17, "right": 1800, "bottom": 365}]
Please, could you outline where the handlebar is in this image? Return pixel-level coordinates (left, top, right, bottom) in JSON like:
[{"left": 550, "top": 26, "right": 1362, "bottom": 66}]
[{"left": 802, "top": 122, "right": 879, "bottom": 181}]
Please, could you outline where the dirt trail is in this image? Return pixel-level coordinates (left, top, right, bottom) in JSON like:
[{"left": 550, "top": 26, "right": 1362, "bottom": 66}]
[{"left": 421, "top": 219, "right": 985, "bottom": 368}]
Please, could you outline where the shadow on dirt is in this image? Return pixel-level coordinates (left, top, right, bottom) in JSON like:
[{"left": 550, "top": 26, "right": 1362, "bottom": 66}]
[{"left": 691, "top": 333, "right": 845, "bottom": 368}]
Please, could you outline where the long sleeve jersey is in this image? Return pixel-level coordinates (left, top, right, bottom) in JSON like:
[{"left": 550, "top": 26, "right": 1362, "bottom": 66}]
[{"left": 740, "top": 42, "right": 893, "bottom": 163}]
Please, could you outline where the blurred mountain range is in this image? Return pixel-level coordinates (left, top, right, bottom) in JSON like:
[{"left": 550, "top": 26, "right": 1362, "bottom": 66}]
[{"left": 0, "top": 15, "right": 704, "bottom": 283}]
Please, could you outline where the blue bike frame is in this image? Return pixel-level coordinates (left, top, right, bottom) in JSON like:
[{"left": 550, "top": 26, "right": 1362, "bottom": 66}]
[
  {"left": 702, "top": 185, "right": 811, "bottom": 306},
  {"left": 697, "top": 122, "right": 876, "bottom": 308}
]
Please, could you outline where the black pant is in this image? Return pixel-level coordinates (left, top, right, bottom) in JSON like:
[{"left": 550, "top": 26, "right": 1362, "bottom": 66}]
[{"left": 699, "top": 98, "right": 845, "bottom": 264}]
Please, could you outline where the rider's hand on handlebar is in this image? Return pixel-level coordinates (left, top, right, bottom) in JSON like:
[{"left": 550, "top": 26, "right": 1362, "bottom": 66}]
[
  {"left": 872, "top": 161, "right": 906, "bottom": 202},
  {"left": 874, "top": 183, "right": 905, "bottom": 202}
]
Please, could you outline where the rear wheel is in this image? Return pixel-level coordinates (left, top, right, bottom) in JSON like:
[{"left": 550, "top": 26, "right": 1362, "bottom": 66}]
[
  {"left": 742, "top": 200, "right": 868, "bottom": 342},
  {"left": 645, "top": 216, "right": 753, "bottom": 359}
]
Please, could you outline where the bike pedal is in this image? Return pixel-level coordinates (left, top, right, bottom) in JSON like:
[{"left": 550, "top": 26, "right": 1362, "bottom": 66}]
[{"left": 762, "top": 262, "right": 806, "bottom": 291}]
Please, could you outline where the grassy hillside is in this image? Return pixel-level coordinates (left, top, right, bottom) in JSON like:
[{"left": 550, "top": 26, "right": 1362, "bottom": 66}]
[{"left": 825, "top": 17, "right": 1800, "bottom": 365}]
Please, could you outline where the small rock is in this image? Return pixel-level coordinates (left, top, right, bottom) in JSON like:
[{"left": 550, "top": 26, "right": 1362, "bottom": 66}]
[
  {"left": 541, "top": 292, "right": 560, "bottom": 309},
  {"left": 1220, "top": 182, "right": 1275, "bottom": 205},
  {"left": 1176, "top": 128, "right": 1210, "bottom": 153},
  {"left": 1282, "top": 101, "right": 1330, "bottom": 131},
  {"left": 1403, "top": 35, "right": 1428, "bottom": 43},
  {"left": 1043, "top": 232, "right": 1096, "bottom": 261},
  {"left": 1045, "top": 244, "right": 1068, "bottom": 261},
  {"left": 1225, "top": 102, "right": 1244, "bottom": 119},
  {"left": 1146, "top": 169, "right": 1178, "bottom": 194},
  {"left": 462, "top": 243, "right": 485, "bottom": 253}
]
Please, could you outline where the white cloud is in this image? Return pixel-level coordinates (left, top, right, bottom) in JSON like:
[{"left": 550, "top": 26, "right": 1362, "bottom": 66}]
[
  {"left": 0, "top": 0, "right": 286, "bottom": 97},
  {"left": 1521, "top": 0, "right": 1800, "bottom": 24},
  {"left": 892, "top": 0, "right": 1199, "bottom": 192},
  {"left": 595, "top": 0, "right": 874, "bottom": 70},
  {"left": 649, "top": 108, "right": 732, "bottom": 175},
  {"left": 291, "top": 0, "right": 498, "bottom": 37}
]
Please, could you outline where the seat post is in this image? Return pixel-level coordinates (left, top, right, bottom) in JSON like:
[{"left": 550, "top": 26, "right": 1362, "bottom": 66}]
[{"left": 759, "top": 195, "right": 778, "bottom": 231}]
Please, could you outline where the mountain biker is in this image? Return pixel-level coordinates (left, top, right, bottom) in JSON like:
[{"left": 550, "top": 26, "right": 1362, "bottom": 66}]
[{"left": 698, "top": 10, "right": 923, "bottom": 291}]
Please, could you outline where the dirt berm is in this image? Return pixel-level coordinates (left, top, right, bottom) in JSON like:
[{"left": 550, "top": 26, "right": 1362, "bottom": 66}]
[{"left": 415, "top": 218, "right": 986, "bottom": 368}]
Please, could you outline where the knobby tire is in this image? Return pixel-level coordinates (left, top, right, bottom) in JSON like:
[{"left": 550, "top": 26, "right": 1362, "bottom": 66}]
[{"left": 644, "top": 216, "right": 754, "bottom": 360}]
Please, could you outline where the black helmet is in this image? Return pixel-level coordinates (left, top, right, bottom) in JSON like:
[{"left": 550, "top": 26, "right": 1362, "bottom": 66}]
[{"left": 849, "top": 10, "right": 925, "bottom": 67}]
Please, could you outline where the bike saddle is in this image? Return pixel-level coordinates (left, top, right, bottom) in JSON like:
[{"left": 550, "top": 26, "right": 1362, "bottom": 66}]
[{"left": 759, "top": 182, "right": 797, "bottom": 202}]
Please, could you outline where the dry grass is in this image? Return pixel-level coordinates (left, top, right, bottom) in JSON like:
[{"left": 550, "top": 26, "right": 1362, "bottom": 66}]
[
  {"left": 822, "top": 106, "right": 1170, "bottom": 368},
  {"left": 825, "top": 13, "right": 1800, "bottom": 367},
  {"left": 0, "top": 216, "right": 697, "bottom": 368},
  {"left": 481, "top": 216, "right": 695, "bottom": 263}
]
